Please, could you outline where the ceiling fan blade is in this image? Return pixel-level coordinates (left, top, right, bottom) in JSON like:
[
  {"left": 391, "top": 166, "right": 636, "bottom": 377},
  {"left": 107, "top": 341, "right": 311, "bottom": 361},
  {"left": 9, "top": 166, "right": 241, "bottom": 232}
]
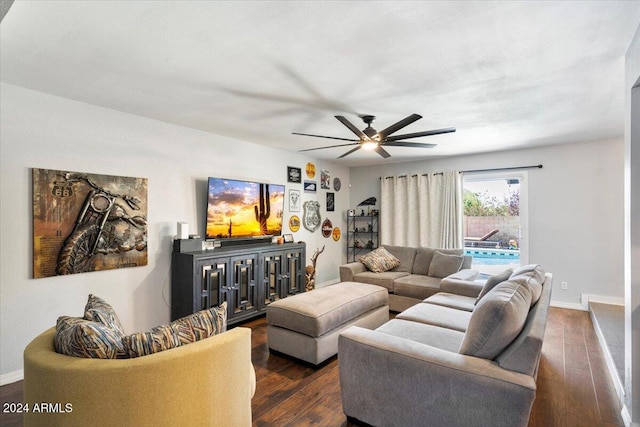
[
  {"left": 382, "top": 141, "right": 437, "bottom": 148},
  {"left": 298, "top": 142, "right": 360, "bottom": 152},
  {"left": 385, "top": 127, "right": 456, "bottom": 141},
  {"left": 337, "top": 145, "right": 362, "bottom": 159},
  {"left": 292, "top": 132, "right": 359, "bottom": 143},
  {"left": 335, "top": 116, "right": 369, "bottom": 140},
  {"left": 378, "top": 114, "right": 422, "bottom": 139},
  {"left": 375, "top": 145, "right": 391, "bottom": 158}
]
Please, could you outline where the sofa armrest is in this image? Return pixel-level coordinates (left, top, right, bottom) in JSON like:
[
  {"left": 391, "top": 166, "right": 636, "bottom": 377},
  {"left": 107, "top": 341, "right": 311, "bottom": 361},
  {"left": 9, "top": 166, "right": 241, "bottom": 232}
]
[
  {"left": 339, "top": 262, "right": 366, "bottom": 282},
  {"left": 339, "top": 326, "right": 536, "bottom": 427},
  {"left": 440, "top": 269, "right": 482, "bottom": 297}
]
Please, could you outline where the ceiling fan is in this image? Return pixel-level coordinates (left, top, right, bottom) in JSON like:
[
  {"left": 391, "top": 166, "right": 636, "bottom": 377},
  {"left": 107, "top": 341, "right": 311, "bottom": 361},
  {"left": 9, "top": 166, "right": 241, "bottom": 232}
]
[{"left": 293, "top": 114, "right": 455, "bottom": 159}]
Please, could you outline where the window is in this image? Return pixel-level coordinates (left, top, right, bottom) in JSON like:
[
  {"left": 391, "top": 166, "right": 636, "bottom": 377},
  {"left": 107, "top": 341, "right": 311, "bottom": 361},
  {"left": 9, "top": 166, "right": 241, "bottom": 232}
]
[{"left": 462, "top": 172, "right": 528, "bottom": 275}]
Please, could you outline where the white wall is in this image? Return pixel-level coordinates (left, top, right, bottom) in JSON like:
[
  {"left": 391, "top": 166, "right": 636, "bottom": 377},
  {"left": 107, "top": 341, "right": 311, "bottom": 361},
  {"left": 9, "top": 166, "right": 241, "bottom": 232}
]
[
  {"left": 0, "top": 83, "right": 349, "bottom": 380},
  {"left": 350, "top": 140, "right": 625, "bottom": 306},
  {"left": 624, "top": 23, "right": 640, "bottom": 426}
]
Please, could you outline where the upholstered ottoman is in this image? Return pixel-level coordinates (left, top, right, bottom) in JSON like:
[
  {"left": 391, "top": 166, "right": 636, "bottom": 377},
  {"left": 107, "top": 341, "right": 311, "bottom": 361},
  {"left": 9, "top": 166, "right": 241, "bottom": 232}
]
[{"left": 266, "top": 282, "right": 389, "bottom": 365}]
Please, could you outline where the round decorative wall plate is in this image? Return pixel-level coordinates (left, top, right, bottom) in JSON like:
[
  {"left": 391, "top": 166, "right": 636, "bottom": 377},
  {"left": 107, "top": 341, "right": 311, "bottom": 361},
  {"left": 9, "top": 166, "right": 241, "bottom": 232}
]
[
  {"left": 289, "top": 215, "right": 300, "bottom": 232},
  {"left": 332, "top": 227, "right": 341, "bottom": 241},
  {"left": 306, "top": 162, "right": 316, "bottom": 178},
  {"left": 333, "top": 177, "right": 341, "bottom": 191},
  {"left": 321, "top": 218, "right": 333, "bottom": 238}
]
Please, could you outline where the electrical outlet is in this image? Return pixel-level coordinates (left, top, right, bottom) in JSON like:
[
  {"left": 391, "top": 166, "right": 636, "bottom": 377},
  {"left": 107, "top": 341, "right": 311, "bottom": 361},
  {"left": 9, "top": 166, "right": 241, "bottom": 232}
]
[{"left": 561, "top": 281, "right": 568, "bottom": 290}]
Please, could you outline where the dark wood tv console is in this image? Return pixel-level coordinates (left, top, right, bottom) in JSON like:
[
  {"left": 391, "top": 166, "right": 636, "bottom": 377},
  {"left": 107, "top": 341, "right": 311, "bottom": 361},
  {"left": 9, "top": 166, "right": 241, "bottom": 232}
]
[{"left": 171, "top": 242, "right": 306, "bottom": 326}]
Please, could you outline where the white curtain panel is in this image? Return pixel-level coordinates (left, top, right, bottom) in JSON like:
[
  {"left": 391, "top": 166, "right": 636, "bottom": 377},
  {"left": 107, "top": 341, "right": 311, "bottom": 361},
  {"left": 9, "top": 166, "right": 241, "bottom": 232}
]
[{"left": 380, "top": 171, "right": 463, "bottom": 248}]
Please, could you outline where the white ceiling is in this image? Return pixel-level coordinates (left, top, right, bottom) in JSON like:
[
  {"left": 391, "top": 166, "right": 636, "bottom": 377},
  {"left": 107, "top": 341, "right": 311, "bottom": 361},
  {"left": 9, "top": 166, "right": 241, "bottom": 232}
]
[{"left": 2, "top": 1, "right": 640, "bottom": 166}]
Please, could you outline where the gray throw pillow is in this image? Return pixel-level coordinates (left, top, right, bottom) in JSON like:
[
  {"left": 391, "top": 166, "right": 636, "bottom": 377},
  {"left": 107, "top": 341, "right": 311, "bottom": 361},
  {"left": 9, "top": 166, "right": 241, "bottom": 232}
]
[
  {"left": 428, "top": 251, "right": 463, "bottom": 278},
  {"left": 510, "top": 264, "right": 545, "bottom": 306},
  {"left": 459, "top": 280, "right": 532, "bottom": 359},
  {"left": 476, "top": 268, "right": 513, "bottom": 304}
]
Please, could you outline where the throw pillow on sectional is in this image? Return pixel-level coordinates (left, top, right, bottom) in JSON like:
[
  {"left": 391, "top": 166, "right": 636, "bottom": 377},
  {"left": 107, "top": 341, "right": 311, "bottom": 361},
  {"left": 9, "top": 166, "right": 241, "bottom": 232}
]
[
  {"left": 84, "top": 294, "right": 126, "bottom": 336},
  {"left": 359, "top": 247, "right": 401, "bottom": 273},
  {"left": 124, "top": 302, "right": 228, "bottom": 358},
  {"left": 476, "top": 268, "right": 514, "bottom": 304},
  {"left": 459, "top": 279, "right": 532, "bottom": 359},
  {"left": 54, "top": 315, "right": 128, "bottom": 359},
  {"left": 509, "top": 264, "right": 545, "bottom": 305},
  {"left": 428, "top": 251, "right": 464, "bottom": 278}
]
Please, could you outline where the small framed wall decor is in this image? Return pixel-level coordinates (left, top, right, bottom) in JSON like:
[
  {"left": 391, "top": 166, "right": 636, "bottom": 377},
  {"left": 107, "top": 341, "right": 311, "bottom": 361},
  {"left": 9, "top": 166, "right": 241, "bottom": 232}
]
[
  {"left": 304, "top": 181, "right": 316, "bottom": 193},
  {"left": 326, "top": 192, "right": 335, "bottom": 212},
  {"left": 287, "top": 166, "right": 302, "bottom": 183},
  {"left": 283, "top": 233, "right": 294, "bottom": 243},
  {"left": 321, "top": 170, "right": 330, "bottom": 189},
  {"left": 289, "top": 189, "right": 300, "bottom": 212}
]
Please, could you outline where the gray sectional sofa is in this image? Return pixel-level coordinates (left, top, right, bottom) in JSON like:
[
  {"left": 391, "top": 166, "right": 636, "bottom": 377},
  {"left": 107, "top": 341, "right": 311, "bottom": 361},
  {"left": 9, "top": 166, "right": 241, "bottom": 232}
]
[
  {"left": 340, "top": 245, "right": 480, "bottom": 312},
  {"left": 338, "top": 264, "right": 552, "bottom": 427}
]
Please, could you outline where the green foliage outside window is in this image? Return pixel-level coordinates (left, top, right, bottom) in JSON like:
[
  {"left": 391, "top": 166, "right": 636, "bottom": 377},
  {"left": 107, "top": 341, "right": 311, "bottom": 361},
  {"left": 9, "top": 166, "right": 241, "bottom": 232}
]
[{"left": 463, "top": 189, "right": 519, "bottom": 216}]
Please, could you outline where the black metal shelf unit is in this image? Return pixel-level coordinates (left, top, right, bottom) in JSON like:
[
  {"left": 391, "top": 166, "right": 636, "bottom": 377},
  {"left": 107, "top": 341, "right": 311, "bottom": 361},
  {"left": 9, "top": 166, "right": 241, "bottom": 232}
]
[{"left": 346, "top": 212, "right": 379, "bottom": 262}]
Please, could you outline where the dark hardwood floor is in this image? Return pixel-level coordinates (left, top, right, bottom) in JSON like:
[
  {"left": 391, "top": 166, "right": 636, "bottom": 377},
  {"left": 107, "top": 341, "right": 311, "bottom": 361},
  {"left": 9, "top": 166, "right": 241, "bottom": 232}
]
[{"left": 0, "top": 307, "right": 624, "bottom": 427}]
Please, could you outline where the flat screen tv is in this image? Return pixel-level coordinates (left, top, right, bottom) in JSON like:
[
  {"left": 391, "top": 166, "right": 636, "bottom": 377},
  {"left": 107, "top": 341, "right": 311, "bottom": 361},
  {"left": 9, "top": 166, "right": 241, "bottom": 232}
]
[{"left": 206, "top": 177, "right": 285, "bottom": 240}]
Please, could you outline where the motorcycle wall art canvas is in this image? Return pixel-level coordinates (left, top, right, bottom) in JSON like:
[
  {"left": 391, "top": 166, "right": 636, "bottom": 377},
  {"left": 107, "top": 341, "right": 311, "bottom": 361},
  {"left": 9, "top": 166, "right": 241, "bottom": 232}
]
[{"left": 32, "top": 168, "right": 148, "bottom": 278}]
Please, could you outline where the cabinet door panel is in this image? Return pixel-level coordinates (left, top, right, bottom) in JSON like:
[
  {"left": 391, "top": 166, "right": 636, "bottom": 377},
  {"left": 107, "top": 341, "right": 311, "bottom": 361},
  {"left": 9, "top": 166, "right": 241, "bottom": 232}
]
[
  {"left": 198, "top": 260, "right": 227, "bottom": 311},
  {"left": 285, "top": 249, "right": 304, "bottom": 296},
  {"left": 230, "top": 254, "right": 259, "bottom": 316},
  {"left": 262, "top": 252, "right": 283, "bottom": 306}
]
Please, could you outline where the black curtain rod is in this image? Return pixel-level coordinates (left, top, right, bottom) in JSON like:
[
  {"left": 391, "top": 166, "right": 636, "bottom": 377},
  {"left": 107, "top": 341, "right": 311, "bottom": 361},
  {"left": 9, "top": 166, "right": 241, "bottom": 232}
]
[{"left": 382, "top": 164, "right": 543, "bottom": 179}]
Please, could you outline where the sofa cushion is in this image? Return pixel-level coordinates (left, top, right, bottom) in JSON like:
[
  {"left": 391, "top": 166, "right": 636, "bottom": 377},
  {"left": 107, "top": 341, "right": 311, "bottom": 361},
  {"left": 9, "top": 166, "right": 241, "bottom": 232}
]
[
  {"left": 84, "top": 294, "right": 126, "bottom": 335},
  {"left": 428, "top": 251, "right": 463, "bottom": 278},
  {"left": 393, "top": 275, "right": 442, "bottom": 300},
  {"left": 376, "top": 318, "right": 465, "bottom": 352},
  {"left": 383, "top": 245, "right": 417, "bottom": 272},
  {"left": 124, "top": 303, "right": 227, "bottom": 358},
  {"left": 354, "top": 271, "right": 409, "bottom": 291},
  {"left": 412, "top": 247, "right": 463, "bottom": 275},
  {"left": 54, "top": 315, "right": 128, "bottom": 359},
  {"left": 359, "top": 247, "right": 401, "bottom": 273},
  {"left": 459, "top": 279, "right": 532, "bottom": 359},
  {"left": 476, "top": 268, "right": 514, "bottom": 303},
  {"left": 424, "top": 292, "right": 477, "bottom": 312},
  {"left": 510, "top": 264, "right": 545, "bottom": 305},
  {"left": 396, "top": 302, "right": 472, "bottom": 332}
]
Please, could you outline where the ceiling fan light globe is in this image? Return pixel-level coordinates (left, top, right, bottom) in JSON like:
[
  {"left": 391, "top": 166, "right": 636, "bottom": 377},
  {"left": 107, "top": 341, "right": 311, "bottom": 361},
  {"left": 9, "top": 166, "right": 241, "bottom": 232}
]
[{"left": 362, "top": 141, "right": 378, "bottom": 151}]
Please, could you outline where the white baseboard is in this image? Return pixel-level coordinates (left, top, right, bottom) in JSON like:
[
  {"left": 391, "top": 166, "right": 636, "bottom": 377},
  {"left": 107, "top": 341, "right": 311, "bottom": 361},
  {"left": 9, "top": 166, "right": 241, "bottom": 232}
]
[
  {"left": 549, "top": 300, "right": 587, "bottom": 311},
  {"left": 621, "top": 404, "right": 632, "bottom": 427},
  {"left": 581, "top": 293, "right": 625, "bottom": 309},
  {"left": 550, "top": 294, "right": 625, "bottom": 311},
  {"left": 1, "top": 369, "right": 23, "bottom": 386}
]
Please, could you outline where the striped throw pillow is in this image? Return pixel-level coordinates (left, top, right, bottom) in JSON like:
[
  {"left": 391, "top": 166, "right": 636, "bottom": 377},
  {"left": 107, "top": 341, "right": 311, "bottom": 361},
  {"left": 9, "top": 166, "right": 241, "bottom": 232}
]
[
  {"left": 54, "top": 315, "right": 128, "bottom": 359},
  {"left": 124, "top": 302, "right": 228, "bottom": 358},
  {"left": 84, "top": 294, "right": 126, "bottom": 335}
]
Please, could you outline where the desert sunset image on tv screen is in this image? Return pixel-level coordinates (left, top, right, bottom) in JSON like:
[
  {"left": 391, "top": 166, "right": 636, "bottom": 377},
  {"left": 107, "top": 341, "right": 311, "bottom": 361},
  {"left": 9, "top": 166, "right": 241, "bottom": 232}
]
[{"left": 206, "top": 178, "right": 285, "bottom": 239}]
